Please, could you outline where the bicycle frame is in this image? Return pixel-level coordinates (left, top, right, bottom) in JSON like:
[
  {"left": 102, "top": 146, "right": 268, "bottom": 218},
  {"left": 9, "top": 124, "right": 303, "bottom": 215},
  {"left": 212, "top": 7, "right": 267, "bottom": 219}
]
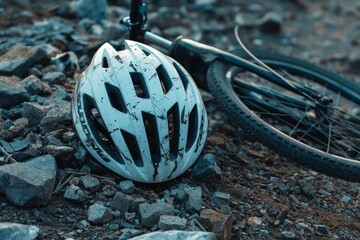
[{"left": 122, "top": 0, "right": 320, "bottom": 101}]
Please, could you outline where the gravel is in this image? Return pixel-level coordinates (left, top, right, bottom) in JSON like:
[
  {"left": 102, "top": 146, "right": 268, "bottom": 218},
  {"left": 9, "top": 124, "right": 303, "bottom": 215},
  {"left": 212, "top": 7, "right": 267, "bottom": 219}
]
[{"left": 0, "top": 0, "right": 359, "bottom": 239}]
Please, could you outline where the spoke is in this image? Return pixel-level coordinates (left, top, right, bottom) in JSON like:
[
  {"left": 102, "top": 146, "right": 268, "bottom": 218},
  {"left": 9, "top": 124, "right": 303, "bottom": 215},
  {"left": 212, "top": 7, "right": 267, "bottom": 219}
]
[{"left": 289, "top": 104, "right": 310, "bottom": 137}]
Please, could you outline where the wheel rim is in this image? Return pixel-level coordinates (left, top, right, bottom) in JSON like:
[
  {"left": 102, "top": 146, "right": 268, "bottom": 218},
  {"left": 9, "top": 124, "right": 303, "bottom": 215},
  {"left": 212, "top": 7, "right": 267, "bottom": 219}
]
[{"left": 226, "top": 60, "right": 360, "bottom": 162}]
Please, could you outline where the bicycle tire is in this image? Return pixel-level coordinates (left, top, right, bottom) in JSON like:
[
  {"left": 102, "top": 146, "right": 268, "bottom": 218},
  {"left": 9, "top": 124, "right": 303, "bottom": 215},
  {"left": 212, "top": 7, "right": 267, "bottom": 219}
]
[{"left": 207, "top": 50, "right": 360, "bottom": 182}]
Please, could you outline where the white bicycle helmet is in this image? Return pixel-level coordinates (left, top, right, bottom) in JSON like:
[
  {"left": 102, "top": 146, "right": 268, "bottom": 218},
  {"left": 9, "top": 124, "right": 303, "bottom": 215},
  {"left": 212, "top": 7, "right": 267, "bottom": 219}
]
[{"left": 72, "top": 40, "right": 208, "bottom": 183}]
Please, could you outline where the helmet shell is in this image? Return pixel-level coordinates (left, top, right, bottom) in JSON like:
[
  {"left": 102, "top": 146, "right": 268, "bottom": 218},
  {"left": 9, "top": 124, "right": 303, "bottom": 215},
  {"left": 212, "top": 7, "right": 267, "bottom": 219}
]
[{"left": 72, "top": 40, "right": 208, "bottom": 183}]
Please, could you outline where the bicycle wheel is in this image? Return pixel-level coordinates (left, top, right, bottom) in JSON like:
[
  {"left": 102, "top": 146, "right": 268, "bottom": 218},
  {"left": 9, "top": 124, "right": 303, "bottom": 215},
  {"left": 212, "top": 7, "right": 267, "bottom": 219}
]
[{"left": 207, "top": 50, "right": 360, "bottom": 182}]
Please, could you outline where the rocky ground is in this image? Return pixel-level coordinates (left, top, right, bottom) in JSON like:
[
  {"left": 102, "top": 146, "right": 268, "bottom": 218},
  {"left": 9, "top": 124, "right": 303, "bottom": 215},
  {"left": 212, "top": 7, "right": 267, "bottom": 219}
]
[{"left": 0, "top": 0, "right": 359, "bottom": 239}]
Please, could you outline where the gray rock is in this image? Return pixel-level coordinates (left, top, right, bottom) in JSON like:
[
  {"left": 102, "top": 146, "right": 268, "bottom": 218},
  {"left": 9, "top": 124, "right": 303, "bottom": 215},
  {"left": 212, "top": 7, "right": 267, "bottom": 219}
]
[
  {"left": 281, "top": 231, "right": 296, "bottom": 239},
  {"left": 87, "top": 203, "right": 113, "bottom": 225},
  {"left": 259, "top": 229, "right": 269, "bottom": 238},
  {"left": 191, "top": 153, "right": 222, "bottom": 182},
  {"left": 128, "top": 230, "right": 216, "bottom": 240},
  {"left": 23, "top": 102, "right": 48, "bottom": 126},
  {"left": 158, "top": 215, "right": 187, "bottom": 230},
  {"left": 74, "top": 146, "right": 87, "bottom": 162},
  {"left": 0, "top": 76, "right": 29, "bottom": 108},
  {"left": 139, "top": 202, "right": 175, "bottom": 227},
  {"left": 82, "top": 175, "right": 101, "bottom": 193},
  {"left": 42, "top": 72, "right": 66, "bottom": 85},
  {"left": 110, "top": 192, "right": 133, "bottom": 212},
  {"left": 129, "top": 197, "right": 147, "bottom": 213},
  {"left": 173, "top": 189, "right": 187, "bottom": 203},
  {"left": 257, "top": 12, "right": 282, "bottom": 34},
  {"left": 0, "top": 155, "right": 57, "bottom": 207},
  {"left": 124, "top": 212, "right": 137, "bottom": 223},
  {"left": 51, "top": 89, "right": 71, "bottom": 101},
  {"left": 20, "top": 75, "right": 52, "bottom": 96},
  {"left": 298, "top": 178, "right": 316, "bottom": 198},
  {"left": 45, "top": 145, "right": 74, "bottom": 162},
  {"left": 340, "top": 195, "right": 352, "bottom": 203},
  {"left": 119, "top": 180, "right": 135, "bottom": 194},
  {"left": 71, "top": 0, "right": 108, "bottom": 21},
  {"left": 102, "top": 184, "right": 116, "bottom": 197},
  {"left": 102, "top": 21, "right": 128, "bottom": 42},
  {"left": 0, "top": 222, "right": 39, "bottom": 240},
  {"left": 63, "top": 184, "right": 87, "bottom": 202},
  {"left": 185, "top": 186, "right": 203, "bottom": 212},
  {"left": 210, "top": 191, "right": 231, "bottom": 208},
  {"left": 0, "top": 139, "right": 29, "bottom": 153},
  {"left": 52, "top": 51, "right": 80, "bottom": 76},
  {"left": 0, "top": 44, "right": 50, "bottom": 77},
  {"left": 40, "top": 100, "right": 71, "bottom": 132},
  {"left": 315, "top": 224, "right": 329, "bottom": 234}
]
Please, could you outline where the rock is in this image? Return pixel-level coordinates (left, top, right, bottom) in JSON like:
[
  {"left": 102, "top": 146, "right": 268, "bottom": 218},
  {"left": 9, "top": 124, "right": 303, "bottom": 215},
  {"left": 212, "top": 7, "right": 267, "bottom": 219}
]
[
  {"left": 20, "top": 75, "right": 52, "bottom": 96},
  {"left": 71, "top": 0, "right": 108, "bottom": 21},
  {"left": 210, "top": 191, "right": 231, "bottom": 208},
  {"left": 40, "top": 100, "right": 72, "bottom": 132},
  {"left": 87, "top": 203, "right": 113, "bottom": 225},
  {"left": 124, "top": 212, "right": 137, "bottom": 223},
  {"left": 119, "top": 180, "right": 135, "bottom": 194},
  {"left": 185, "top": 186, "right": 203, "bottom": 212},
  {"left": 139, "top": 202, "right": 175, "bottom": 227},
  {"left": 110, "top": 192, "right": 133, "bottom": 212},
  {"left": 0, "top": 76, "right": 29, "bottom": 108},
  {"left": 82, "top": 175, "right": 101, "bottom": 193},
  {"left": 52, "top": 51, "right": 80, "bottom": 76},
  {"left": 315, "top": 224, "right": 329, "bottom": 234},
  {"left": 247, "top": 216, "right": 262, "bottom": 230},
  {"left": 194, "top": 0, "right": 216, "bottom": 12},
  {"left": 0, "top": 139, "right": 29, "bottom": 153},
  {"left": 102, "top": 22, "right": 128, "bottom": 42},
  {"left": 158, "top": 215, "right": 187, "bottom": 230},
  {"left": 63, "top": 184, "right": 87, "bottom": 202},
  {"left": 281, "top": 231, "right": 296, "bottom": 239},
  {"left": 340, "top": 196, "right": 352, "bottom": 203},
  {"left": 128, "top": 230, "right": 216, "bottom": 240},
  {"left": 76, "top": 220, "right": 90, "bottom": 229},
  {"left": 74, "top": 146, "right": 87, "bottom": 162},
  {"left": 45, "top": 145, "right": 74, "bottom": 163},
  {"left": 191, "top": 153, "right": 222, "bottom": 182},
  {"left": 0, "top": 44, "right": 50, "bottom": 77},
  {"left": 0, "top": 155, "right": 57, "bottom": 207},
  {"left": 259, "top": 229, "right": 269, "bottom": 238},
  {"left": 0, "top": 117, "right": 28, "bottom": 141},
  {"left": 51, "top": 89, "right": 71, "bottom": 101},
  {"left": 102, "top": 184, "right": 116, "bottom": 197},
  {"left": 42, "top": 72, "right": 66, "bottom": 85},
  {"left": 173, "top": 189, "right": 187, "bottom": 203},
  {"left": 257, "top": 12, "right": 282, "bottom": 34},
  {"left": 0, "top": 222, "right": 39, "bottom": 240},
  {"left": 198, "top": 209, "right": 234, "bottom": 240},
  {"left": 298, "top": 178, "right": 316, "bottom": 198},
  {"left": 129, "top": 197, "right": 147, "bottom": 213},
  {"left": 23, "top": 102, "right": 48, "bottom": 126}
]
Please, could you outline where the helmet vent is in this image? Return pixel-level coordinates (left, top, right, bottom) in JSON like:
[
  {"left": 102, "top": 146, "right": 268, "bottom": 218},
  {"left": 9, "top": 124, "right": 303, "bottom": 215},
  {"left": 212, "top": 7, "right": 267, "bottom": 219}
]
[
  {"left": 168, "top": 103, "right": 180, "bottom": 160},
  {"left": 142, "top": 111, "right": 161, "bottom": 163},
  {"left": 105, "top": 83, "right": 127, "bottom": 113},
  {"left": 83, "top": 94, "right": 124, "bottom": 165},
  {"left": 130, "top": 72, "right": 149, "bottom": 98},
  {"left": 156, "top": 64, "right": 173, "bottom": 94},
  {"left": 121, "top": 129, "right": 144, "bottom": 167},
  {"left": 186, "top": 105, "right": 199, "bottom": 151},
  {"left": 142, "top": 49, "right": 151, "bottom": 57},
  {"left": 173, "top": 62, "right": 189, "bottom": 91},
  {"left": 102, "top": 57, "right": 109, "bottom": 68}
]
